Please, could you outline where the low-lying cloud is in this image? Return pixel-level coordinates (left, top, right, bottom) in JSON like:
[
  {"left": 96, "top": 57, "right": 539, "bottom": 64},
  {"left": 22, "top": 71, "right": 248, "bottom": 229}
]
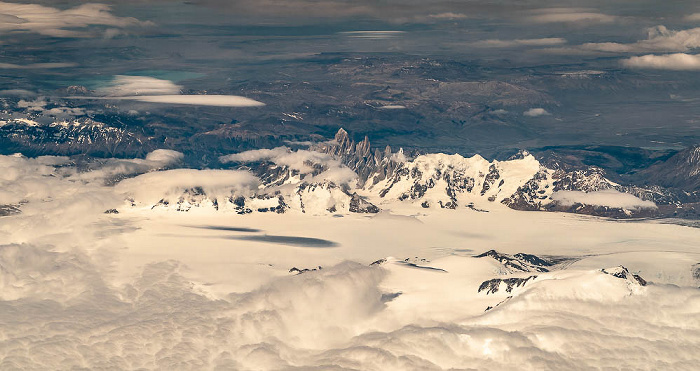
[
  {"left": 221, "top": 147, "right": 357, "bottom": 185},
  {"left": 621, "top": 53, "right": 700, "bottom": 70},
  {"left": 339, "top": 31, "right": 405, "bottom": 40},
  {"left": 71, "top": 75, "right": 265, "bottom": 107},
  {"left": 97, "top": 75, "right": 182, "bottom": 96},
  {"left": 685, "top": 13, "right": 700, "bottom": 21},
  {"left": 552, "top": 189, "right": 658, "bottom": 209},
  {"left": 525, "top": 8, "right": 618, "bottom": 24},
  {"left": 523, "top": 108, "right": 550, "bottom": 117},
  {"left": 115, "top": 95, "right": 266, "bottom": 107},
  {"left": 473, "top": 38, "right": 567, "bottom": 48},
  {"left": 545, "top": 25, "right": 700, "bottom": 55},
  {"left": 0, "top": 2, "right": 150, "bottom": 38},
  {"left": 0, "top": 62, "right": 76, "bottom": 69},
  {"left": 115, "top": 169, "right": 260, "bottom": 205}
]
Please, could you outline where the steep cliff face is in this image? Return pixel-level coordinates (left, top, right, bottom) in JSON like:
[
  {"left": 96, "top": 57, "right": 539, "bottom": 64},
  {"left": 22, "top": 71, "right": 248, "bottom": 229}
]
[
  {"left": 637, "top": 145, "right": 700, "bottom": 191},
  {"left": 314, "top": 128, "right": 405, "bottom": 188}
]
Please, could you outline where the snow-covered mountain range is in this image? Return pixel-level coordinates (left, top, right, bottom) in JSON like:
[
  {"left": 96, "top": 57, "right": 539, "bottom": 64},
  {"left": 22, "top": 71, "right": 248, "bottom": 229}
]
[
  {"left": 0, "top": 117, "right": 147, "bottom": 157},
  {"left": 116, "top": 128, "right": 698, "bottom": 219}
]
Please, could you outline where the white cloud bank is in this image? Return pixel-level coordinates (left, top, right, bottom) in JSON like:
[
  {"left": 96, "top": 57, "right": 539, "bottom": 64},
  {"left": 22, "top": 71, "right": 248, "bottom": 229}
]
[
  {"left": 222, "top": 146, "right": 332, "bottom": 169},
  {"left": 621, "top": 53, "right": 700, "bottom": 70},
  {"left": 116, "top": 95, "right": 266, "bottom": 107},
  {"left": 526, "top": 8, "right": 617, "bottom": 24},
  {"left": 0, "top": 2, "right": 150, "bottom": 38},
  {"left": 70, "top": 75, "right": 266, "bottom": 107},
  {"left": 473, "top": 38, "right": 566, "bottom": 48},
  {"left": 0, "top": 149, "right": 185, "bottom": 205},
  {"left": 685, "top": 13, "right": 700, "bottom": 21},
  {"left": 523, "top": 108, "right": 550, "bottom": 117},
  {"left": 541, "top": 25, "right": 700, "bottom": 56},
  {"left": 339, "top": 30, "right": 405, "bottom": 39},
  {"left": 221, "top": 147, "right": 358, "bottom": 185},
  {"left": 0, "top": 62, "right": 76, "bottom": 69},
  {"left": 552, "top": 189, "right": 657, "bottom": 210},
  {"left": 115, "top": 169, "right": 260, "bottom": 204},
  {"left": 96, "top": 75, "right": 182, "bottom": 96}
]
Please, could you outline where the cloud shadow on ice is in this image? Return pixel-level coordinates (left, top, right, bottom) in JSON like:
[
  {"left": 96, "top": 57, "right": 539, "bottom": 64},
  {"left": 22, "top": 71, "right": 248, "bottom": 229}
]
[
  {"left": 186, "top": 225, "right": 262, "bottom": 233},
  {"left": 397, "top": 261, "right": 447, "bottom": 272},
  {"left": 229, "top": 234, "right": 338, "bottom": 248}
]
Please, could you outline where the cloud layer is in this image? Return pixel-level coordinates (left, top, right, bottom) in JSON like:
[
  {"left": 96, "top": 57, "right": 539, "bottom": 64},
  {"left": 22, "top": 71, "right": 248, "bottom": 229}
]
[
  {"left": 0, "top": 2, "right": 150, "bottom": 38},
  {"left": 552, "top": 189, "right": 658, "bottom": 209},
  {"left": 1, "top": 151, "right": 699, "bottom": 369},
  {"left": 622, "top": 53, "right": 700, "bottom": 70},
  {"left": 96, "top": 76, "right": 182, "bottom": 96},
  {"left": 525, "top": 8, "right": 618, "bottom": 24},
  {"left": 72, "top": 76, "right": 266, "bottom": 107},
  {"left": 221, "top": 146, "right": 358, "bottom": 185},
  {"left": 473, "top": 38, "right": 567, "bottom": 48},
  {"left": 523, "top": 108, "right": 550, "bottom": 117}
]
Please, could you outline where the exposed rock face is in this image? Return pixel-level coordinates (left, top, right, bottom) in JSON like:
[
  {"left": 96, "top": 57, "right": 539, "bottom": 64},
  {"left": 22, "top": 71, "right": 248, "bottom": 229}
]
[
  {"left": 0, "top": 204, "right": 21, "bottom": 217},
  {"left": 349, "top": 193, "right": 380, "bottom": 213},
  {"left": 475, "top": 250, "right": 553, "bottom": 273},
  {"left": 601, "top": 266, "right": 647, "bottom": 286},
  {"left": 364, "top": 150, "right": 541, "bottom": 210},
  {"left": 638, "top": 145, "right": 700, "bottom": 191},
  {"left": 478, "top": 276, "right": 537, "bottom": 294},
  {"left": 289, "top": 266, "right": 322, "bottom": 275},
  {"left": 314, "top": 128, "right": 405, "bottom": 188},
  {"left": 369, "top": 258, "right": 387, "bottom": 266},
  {"left": 320, "top": 129, "right": 686, "bottom": 217}
]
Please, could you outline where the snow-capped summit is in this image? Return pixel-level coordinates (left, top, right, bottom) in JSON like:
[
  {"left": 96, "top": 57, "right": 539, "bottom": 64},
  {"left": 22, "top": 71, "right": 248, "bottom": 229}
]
[{"left": 109, "top": 129, "right": 696, "bottom": 219}]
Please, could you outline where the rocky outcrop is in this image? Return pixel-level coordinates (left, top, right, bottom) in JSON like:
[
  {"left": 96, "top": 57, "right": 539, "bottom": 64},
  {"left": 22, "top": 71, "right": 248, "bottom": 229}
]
[
  {"left": 478, "top": 276, "right": 537, "bottom": 294},
  {"left": 0, "top": 204, "right": 21, "bottom": 217},
  {"left": 475, "top": 250, "right": 553, "bottom": 273},
  {"left": 637, "top": 145, "right": 700, "bottom": 191},
  {"left": 349, "top": 193, "right": 380, "bottom": 213},
  {"left": 601, "top": 266, "right": 647, "bottom": 286},
  {"left": 289, "top": 266, "right": 323, "bottom": 275}
]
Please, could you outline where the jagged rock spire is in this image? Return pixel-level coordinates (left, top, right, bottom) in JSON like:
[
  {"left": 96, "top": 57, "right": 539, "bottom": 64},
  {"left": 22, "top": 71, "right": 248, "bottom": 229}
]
[
  {"left": 356, "top": 136, "right": 371, "bottom": 158},
  {"left": 314, "top": 128, "right": 405, "bottom": 187},
  {"left": 335, "top": 128, "right": 350, "bottom": 143}
]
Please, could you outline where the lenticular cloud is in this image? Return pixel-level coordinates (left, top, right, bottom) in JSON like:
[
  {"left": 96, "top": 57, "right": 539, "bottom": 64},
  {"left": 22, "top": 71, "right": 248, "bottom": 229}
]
[{"left": 73, "top": 75, "right": 266, "bottom": 107}]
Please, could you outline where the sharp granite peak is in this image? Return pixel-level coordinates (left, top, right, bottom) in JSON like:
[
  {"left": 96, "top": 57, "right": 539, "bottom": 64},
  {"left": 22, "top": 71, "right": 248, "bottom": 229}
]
[{"left": 109, "top": 128, "right": 699, "bottom": 219}]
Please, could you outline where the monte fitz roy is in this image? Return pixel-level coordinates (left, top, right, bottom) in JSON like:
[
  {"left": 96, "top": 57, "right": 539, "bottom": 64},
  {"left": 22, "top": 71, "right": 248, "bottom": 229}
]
[{"left": 87, "top": 128, "right": 699, "bottom": 220}]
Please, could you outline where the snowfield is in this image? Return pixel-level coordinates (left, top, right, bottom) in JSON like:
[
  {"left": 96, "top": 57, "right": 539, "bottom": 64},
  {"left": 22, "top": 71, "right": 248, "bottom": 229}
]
[{"left": 1, "top": 153, "right": 699, "bottom": 370}]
